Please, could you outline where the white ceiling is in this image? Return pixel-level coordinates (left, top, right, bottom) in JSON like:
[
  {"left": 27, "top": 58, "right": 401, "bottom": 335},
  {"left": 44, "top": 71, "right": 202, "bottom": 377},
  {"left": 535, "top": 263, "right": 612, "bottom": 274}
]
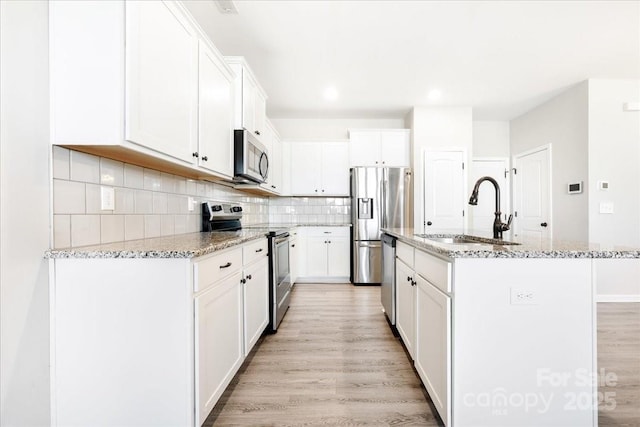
[{"left": 184, "top": 0, "right": 640, "bottom": 121}]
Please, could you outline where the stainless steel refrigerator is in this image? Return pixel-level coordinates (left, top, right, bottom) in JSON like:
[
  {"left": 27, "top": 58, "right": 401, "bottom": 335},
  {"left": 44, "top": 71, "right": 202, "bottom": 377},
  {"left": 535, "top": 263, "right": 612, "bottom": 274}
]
[{"left": 351, "top": 167, "right": 412, "bottom": 284}]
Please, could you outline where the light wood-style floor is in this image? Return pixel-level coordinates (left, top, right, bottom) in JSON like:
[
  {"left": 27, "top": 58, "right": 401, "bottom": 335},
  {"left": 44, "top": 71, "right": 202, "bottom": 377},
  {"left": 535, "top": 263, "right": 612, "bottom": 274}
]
[{"left": 205, "top": 285, "right": 640, "bottom": 426}]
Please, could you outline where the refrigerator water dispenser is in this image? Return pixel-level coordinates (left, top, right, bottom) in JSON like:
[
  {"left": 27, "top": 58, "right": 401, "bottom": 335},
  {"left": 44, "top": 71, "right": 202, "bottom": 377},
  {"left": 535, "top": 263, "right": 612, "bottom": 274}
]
[{"left": 358, "top": 198, "right": 373, "bottom": 219}]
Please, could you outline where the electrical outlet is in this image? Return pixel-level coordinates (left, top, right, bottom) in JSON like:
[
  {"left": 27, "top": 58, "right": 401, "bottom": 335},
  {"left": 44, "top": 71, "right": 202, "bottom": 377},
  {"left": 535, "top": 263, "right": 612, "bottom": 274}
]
[
  {"left": 188, "top": 197, "right": 195, "bottom": 212},
  {"left": 510, "top": 288, "right": 538, "bottom": 305},
  {"left": 100, "top": 186, "right": 115, "bottom": 210},
  {"left": 599, "top": 202, "right": 614, "bottom": 214}
]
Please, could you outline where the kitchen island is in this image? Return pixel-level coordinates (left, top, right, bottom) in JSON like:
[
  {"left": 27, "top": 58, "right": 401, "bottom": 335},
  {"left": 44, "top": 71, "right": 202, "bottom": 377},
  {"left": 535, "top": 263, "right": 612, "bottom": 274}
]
[{"left": 381, "top": 227, "right": 640, "bottom": 427}]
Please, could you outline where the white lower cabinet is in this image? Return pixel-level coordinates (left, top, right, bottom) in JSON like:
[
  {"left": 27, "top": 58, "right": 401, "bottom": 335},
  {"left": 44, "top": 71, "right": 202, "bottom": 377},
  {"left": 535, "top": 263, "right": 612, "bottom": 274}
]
[
  {"left": 195, "top": 270, "right": 244, "bottom": 426},
  {"left": 49, "top": 237, "right": 270, "bottom": 427},
  {"left": 395, "top": 258, "right": 416, "bottom": 359},
  {"left": 415, "top": 274, "right": 451, "bottom": 426},
  {"left": 289, "top": 229, "right": 299, "bottom": 283},
  {"left": 242, "top": 255, "right": 269, "bottom": 356},
  {"left": 297, "top": 226, "right": 350, "bottom": 282}
]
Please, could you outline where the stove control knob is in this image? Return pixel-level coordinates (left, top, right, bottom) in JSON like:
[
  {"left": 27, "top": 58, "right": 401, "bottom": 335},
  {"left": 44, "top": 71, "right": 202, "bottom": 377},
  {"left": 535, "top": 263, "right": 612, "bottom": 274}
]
[
  {"left": 211, "top": 205, "right": 222, "bottom": 212},
  {"left": 231, "top": 206, "right": 243, "bottom": 213}
]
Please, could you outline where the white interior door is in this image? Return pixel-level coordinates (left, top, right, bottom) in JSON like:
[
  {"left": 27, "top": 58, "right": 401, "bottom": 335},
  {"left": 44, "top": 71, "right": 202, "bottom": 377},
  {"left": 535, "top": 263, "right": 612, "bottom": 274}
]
[
  {"left": 513, "top": 146, "right": 551, "bottom": 241},
  {"left": 469, "top": 158, "right": 509, "bottom": 232},
  {"left": 423, "top": 150, "right": 465, "bottom": 231}
]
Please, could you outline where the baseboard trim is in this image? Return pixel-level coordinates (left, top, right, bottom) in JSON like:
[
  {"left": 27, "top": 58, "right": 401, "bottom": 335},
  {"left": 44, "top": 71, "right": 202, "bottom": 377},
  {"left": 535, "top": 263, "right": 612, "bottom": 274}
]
[
  {"left": 295, "top": 277, "right": 350, "bottom": 284},
  {"left": 596, "top": 295, "right": 640, "bottom": 303}
]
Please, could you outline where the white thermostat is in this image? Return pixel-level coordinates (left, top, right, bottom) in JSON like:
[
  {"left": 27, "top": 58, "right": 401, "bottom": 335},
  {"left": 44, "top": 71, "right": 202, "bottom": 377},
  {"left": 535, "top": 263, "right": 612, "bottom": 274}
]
[{"left": 567, "top": 182, "right": 583, "bottom": 194}]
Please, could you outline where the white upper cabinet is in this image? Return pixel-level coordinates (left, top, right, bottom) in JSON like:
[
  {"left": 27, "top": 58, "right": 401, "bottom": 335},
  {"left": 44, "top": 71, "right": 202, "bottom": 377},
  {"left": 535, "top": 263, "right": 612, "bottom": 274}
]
[
  {"left": 49, "top": 1, "right": 236, "bottom": 181},
  {"left": 349, "top": 129, "right": 410, "bottom": 167},
  {"left": 290, "top": 141, "right": 350, "bottom": 196},
  {"left": 125, "top": 0, "right": 198, "bottom": 164},
  {"left": 226, "top": 57, "right": 268, "bottom": 144},
  {"left": 197, "top": 40, "right": 234, "bottom": 178},
  {"left": 265, "top": 121, "right": 283, "bottom": 194}
]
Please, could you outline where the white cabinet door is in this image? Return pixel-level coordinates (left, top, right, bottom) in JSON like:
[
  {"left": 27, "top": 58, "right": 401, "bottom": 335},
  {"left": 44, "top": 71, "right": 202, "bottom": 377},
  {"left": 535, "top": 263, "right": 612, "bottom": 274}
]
[
  {"left": 349, "top": 130, "right": 381, "bottom": 166},
  {"left": 195, "top": 271, "right": 243, "bottom": 426},
  {"left": 125, "top": 1, "right": 197, "bottom": 164},
  {"left": 243, "top": 257, "right": 269, "bottom": 356},
  {"left": 395, "top": 258, "right": 415, "bottom": 359},
  {"left": 306, "top": 236, "right": 329, "bottom": 277},
  {"left": 254, "top": 90, "right": 267, "bottom": 140},
  {"left": 423, "top": 150, "right": 465, "bottom": 231},
  {"left": 290, "top": 142, "right": 322, "bottom": 195},
  {"left": 289, "top": 237, "right": 299, "bottom": 283},
  {"left": 241, "top": 70, "right": 256, "bottom": 135},
  {"left": 326, "top": 236, "right": 350, "bottom": 277},
  {"left": 270, "top": 132, "right": 283, "bottom": 194},
  {"left": 198, "top": 40, "right": 233, "bottom": 177},
  {"left": 415, "top": 275, "right": 451, "bottom": 426},
  {"left": 380, "top": 130, "right": 410, "bottom": 167},
  {"left": 321, "top": 142, "right": 350, "bottom": 196}
]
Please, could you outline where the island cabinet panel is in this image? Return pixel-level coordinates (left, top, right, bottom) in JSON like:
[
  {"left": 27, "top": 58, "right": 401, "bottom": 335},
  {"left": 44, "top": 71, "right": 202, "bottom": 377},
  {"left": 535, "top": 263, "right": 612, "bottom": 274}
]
[
  {"left": 415, "top": 275, "right": 451, "bottom": 426},
  {"left": 452, "top": 258, "right": 595, "bottom": 427},
  {"left": 395, "top": 257, "right": 416, "bottom": 359},
  {"left": 50, "top": 258, "right": 194, "bottom": 427}
]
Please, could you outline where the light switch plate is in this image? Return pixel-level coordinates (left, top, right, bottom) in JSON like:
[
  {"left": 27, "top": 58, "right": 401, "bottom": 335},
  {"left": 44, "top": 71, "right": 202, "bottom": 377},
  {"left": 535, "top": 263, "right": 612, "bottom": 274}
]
[
  {"left": 101, "top": 186, "right": 115, "bottom": 210},
  {"left": 599, "top": 202, "right": 614, "bottom": 214},
  {"left": 188, "top": 197, "right": 195, "bottom": 212}
]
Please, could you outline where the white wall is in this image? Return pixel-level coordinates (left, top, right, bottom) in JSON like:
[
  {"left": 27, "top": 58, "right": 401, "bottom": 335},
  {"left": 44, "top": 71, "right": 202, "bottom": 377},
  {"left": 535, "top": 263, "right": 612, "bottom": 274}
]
[
  {"left": 588, "top": 79, "right": 640, "bottom": 247},
  {"left": 510, "top": 81, "right": 589, "bottom": 242},
  {"left": 270, "top": 117, "right": 405, "bottom": 140},
  {"left": 407, "top": 106, "right": 473, "bottom": 230},
  {"left": 588, "top": 79, "right": 640, "bottom": 301},
  {"left": 472, "top": 121, "right": 510, "bottom": 158},
  {"left": 0, "top": 1, "right": 51, "bottom": 424}
]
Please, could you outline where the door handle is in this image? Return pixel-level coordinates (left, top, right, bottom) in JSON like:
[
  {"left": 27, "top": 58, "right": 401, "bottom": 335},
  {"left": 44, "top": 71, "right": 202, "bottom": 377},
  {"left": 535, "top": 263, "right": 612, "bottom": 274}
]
[{"left": 541, "top": 222, "right": 548, "bottom": 227}]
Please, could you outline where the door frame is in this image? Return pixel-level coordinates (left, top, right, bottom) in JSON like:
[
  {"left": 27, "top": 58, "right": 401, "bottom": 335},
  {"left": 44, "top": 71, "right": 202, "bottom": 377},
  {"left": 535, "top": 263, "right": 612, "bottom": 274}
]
[
  {"left": 469, "top": 156, "right": 511, "bottom": 230},
  {"left": 512, "top": 144, "right": 553, "bottom": 239},
  {"left": 420, "top": 148, "right": 468, "bottom": 232}
]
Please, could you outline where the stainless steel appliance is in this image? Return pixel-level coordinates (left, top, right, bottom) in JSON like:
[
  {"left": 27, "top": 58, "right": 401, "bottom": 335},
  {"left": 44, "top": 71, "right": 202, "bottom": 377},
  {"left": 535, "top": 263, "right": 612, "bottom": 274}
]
[
  {"left": 351, "top": 167, "right": 412, "bottom": 284},
  {"left": 234, "top": 129, "right": 269, "bottom": 184},
  {"left": 201, "top": 203, "right": 292, "bottom": 333},
  {"left": 268, "top": 230, "right": 292, "bottom": 332},
  {"left": 381, "top": 233, "right": 396, "bottom": 324}
]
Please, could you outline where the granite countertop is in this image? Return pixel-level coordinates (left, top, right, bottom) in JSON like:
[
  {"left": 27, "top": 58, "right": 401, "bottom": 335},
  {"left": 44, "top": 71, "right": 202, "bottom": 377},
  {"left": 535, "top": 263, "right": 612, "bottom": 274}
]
[
  {"left": 382, "top": 228, "right": 640, "bottom": 259},
  {"left": 45, "top": 230, "right": 268, "bottom": 259},
  {"left": 45, "top": 223, "right": 353, "bottom": 259}
]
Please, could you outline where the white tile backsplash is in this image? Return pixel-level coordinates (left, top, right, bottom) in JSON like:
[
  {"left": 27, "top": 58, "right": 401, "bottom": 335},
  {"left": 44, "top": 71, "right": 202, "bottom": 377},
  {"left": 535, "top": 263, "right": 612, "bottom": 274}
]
[
  {"left": 143, "top": 169, "right": 162, "bottom": 191},
  {"left": 135, "top": 190, "right": 153, "bottom": 214},
  {"left": 114, "top": 188, "right": 135, "bottom": 214},
  {"left": 71, "top": 215, "right": 100, "bottom": 247},
  {"left": 70, "top": 151, "right": 100, "bottom": 183},
  {"left": 101, "top": 215, "right": 124, "bottom": 244},
  {"left": 124, "top": 164, "right": 144, "bottom": 189},
  {"left": 144, "top": 214, "right": 161, "bottom": 238},
  {"left": 52, "top": 148, "right": 357, "bottom": 248},
  {"left": 53, "top": 215, "right": 71, "bottom": 248},
  {"left": 100, "top": 158, "right": 124, "bottom": 187},
  {"left": 124, "top": 215, "right": 144, "bottom": 241},
  {"left": 52, "top": 146, "right": 70, "bottom": 180},
  {"left": 53, "top": 179, "right": 86, "bottom": 214}
]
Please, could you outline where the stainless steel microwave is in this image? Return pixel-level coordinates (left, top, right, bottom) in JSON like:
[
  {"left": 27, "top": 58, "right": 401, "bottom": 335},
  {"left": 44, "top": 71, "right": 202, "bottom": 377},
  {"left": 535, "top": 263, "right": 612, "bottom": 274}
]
[{"left": 234, "top": 129, "right": 269, "bottom": 184}]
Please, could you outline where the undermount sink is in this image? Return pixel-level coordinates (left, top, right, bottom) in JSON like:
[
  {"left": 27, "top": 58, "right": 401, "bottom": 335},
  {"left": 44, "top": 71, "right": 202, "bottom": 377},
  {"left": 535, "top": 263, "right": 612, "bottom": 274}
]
[{"left": 415, "top": 234, "right": 521, "bottom": 246}]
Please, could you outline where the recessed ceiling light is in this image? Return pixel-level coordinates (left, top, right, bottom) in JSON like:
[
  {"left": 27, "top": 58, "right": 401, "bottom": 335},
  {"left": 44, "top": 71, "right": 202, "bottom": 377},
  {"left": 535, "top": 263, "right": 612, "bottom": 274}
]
[
  {"left": 214, "top": 0, "right": 238, "bottom": 14},
  {"left": 427, "top": 89, "right": 442, "bottom": 101},
  {"left": 324, "top": 86, "right": 339, "bottom": 101}
]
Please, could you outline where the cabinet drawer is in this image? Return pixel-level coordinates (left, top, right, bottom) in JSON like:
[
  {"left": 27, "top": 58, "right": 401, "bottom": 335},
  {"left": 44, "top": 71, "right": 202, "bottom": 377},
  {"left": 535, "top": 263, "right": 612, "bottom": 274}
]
[
  {"left": 304, "top": 226, "right": 350, "bottom": 237},
  {"left": 415, "top": 249, "right": 451, "bottom": 293},
  {"left": 396, "top": 241, "right": 414, "bottom": 268},
  {"left": 194, "top": 247, "right": 242, "bottom": 292},
  {"left": 243, "top": 238, "right": 268, "bottom": 266}
]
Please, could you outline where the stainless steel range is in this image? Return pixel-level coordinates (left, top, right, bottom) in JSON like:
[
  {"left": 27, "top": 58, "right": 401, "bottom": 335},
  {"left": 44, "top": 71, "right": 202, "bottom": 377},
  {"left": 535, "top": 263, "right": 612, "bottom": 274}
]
[{"left": 202, "top": 202, "right": 292, "bottom": 332}]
